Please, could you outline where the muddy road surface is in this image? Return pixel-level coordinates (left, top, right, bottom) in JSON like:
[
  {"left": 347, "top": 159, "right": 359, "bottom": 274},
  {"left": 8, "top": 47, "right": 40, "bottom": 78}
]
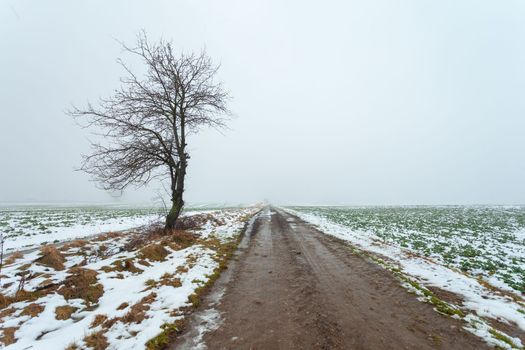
[{"left": 172, "top": 207, "right": 488, "bottom": 350}]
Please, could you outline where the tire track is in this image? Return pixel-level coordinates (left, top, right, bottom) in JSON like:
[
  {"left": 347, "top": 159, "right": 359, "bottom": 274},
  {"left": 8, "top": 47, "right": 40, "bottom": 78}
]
[{"left": 172, "top": 207, "right": 489, "bottom": 350}]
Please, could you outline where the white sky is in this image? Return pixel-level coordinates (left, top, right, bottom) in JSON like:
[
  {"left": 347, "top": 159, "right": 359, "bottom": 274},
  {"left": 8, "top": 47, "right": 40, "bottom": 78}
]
[{"left": 1, "top": 0, "right": 525, "bottom": 205}]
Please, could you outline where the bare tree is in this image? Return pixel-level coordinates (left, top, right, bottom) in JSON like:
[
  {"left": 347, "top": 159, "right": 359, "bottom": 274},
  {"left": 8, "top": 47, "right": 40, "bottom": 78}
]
[{"left": 69, "top": 32, "right": 231, "bottom": 229}]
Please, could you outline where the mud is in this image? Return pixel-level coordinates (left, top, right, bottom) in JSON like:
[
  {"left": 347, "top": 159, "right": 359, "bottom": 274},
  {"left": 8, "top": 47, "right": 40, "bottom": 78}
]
[{"left": 172, "top": 207, "right": 489, "bottom": 350}]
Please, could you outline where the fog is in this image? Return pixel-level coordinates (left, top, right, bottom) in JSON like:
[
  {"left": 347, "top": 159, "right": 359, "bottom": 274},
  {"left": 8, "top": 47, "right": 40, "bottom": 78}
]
[{"left": 1, "top": 0, "right": 525, "bottom": 206}]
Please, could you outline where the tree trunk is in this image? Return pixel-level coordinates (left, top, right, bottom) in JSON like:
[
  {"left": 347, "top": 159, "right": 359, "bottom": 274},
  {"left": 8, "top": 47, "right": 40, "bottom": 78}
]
[
  {"left": 165, "top": 162, "right": 187, "bottom": 230},
  {"left": 165, "top": 197, "right": 183, "bottom": 229}
]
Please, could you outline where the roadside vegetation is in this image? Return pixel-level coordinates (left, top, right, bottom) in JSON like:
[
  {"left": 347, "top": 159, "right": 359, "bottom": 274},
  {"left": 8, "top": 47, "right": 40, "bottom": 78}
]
[
  {"left": 289, "top": 206, "right": 525, "bottom": 349},
  {"left": 292, "top": 206, "right": 525, "bottom": 294},
  {"left": 0, "top": 207, "right": 258, "bottom": 349}
]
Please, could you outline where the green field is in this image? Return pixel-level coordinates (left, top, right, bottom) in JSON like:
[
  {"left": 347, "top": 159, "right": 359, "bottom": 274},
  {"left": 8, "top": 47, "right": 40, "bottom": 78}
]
[
  {"left": 0, "top": 206, "right": 161, "bottom": 239},
  {"left": 290, "top": 206, "right": 525, "bottom": 293}
]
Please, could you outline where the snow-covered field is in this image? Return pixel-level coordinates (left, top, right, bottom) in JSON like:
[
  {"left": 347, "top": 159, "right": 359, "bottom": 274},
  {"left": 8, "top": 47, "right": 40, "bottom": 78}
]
[
  {"left": 0, "top": 207, "right": 259, "bottom": 349},
  {"left": 0, "top": 207, "right": 162, "bottom": 253},
  {"left": 286, "top": 206, "right": 525, "bottom": 349}
]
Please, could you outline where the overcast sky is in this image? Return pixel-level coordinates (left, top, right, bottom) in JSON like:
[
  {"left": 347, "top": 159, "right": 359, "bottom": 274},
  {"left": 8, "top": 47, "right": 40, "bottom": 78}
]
[{"left": 1, "top": 0, "right": 525, "bottom": 206}]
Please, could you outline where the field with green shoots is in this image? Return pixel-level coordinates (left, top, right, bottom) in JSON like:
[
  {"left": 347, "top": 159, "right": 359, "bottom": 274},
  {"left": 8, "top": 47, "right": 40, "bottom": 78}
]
[
  {"left": 0, "top": 206, "right": 162, "bottom": 252},
  {"left": 290, "top": 206, "right": 525, "bottom": 294}
]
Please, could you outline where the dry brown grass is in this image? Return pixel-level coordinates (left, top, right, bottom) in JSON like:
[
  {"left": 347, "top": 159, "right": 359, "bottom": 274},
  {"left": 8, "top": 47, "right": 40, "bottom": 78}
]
[
  {"left": 83, "top": 331, "right": 108, "bottom": 350},
  {"left": 116, "top": 302, "right": 129, "bottom": 310},
  {"left": 93, "top": 231, "right": 122, "bottom": 242},
  {"left": 55, "top": 305, "right": 77, "bottom": 320},
  {"left": 160, "top": 273, "right": 182, "bottom": 288},
  {"left": 0, "top": 327, "right": 18, "bottom": 346},
  {"left": 165, "top": 230, "right": 198, "bottom": 251},
  {"left": 60, "top": 239, "right": 88, "bottom": 251},
  {"left": 174, "top": 213, "right": 222, "bottom": 230},
  {"left": 185, "top": 254, "right": 198, "bottom": 268},
  {"left": 21, "top": 303, "right": 44, "bottom": 317},
  {"left": 0, "top": 307, "right": 16, "bottom": 319},
  {"left": 36, "top": 245, "right": 65, "bottom": 270},
  {"left": 1, "top": 289, "right": 51, "bottom": 310},
  {"left": 101, "top": 259, "right": 143, "bottom": 274},
  {"left": 57, "top": 268, "right": 103, "bottom": 305},
  {"left": 144, "top": 274, "right": 182, "bottom": 291},
  {"left": 38, "top": 278, "right": 55, "bottom": 288},
  {"left": 139, "top": 244, "right": 169, "bottom": 262},
  {"left": 90, "top": 314, "right": 108, "bottom": 328},
  {"left": 123, "top": 226, "right": 165, "bottom": 252},
  {"left": 101, "top": 317, "right": 119, "bottom": 329},
  {"left": 121, "top": 293, "right": 156, "bottom": 324},
  {"left": 17, "top": 263, "right": 31, "bottom": 271},
  {"left": 97, "top": 244, "right": 108, "bottom": 253},
  {"left": 175, "top": 265, "right": 189, "bottom": 274},
  {"left": 122, "top": 220, "right": 200, "bottom": 253},
  {"left": 0, "top": 293, "right": 8, "bottom": 309},
  {"left": 65, "top": 342, "right": 79, "bottom": 350},
  {"left": 4, "top": 251, "right": 23, "bottom": 265},
  {"left": 85, "top": 306, "right": 143, "bottom": 331},
  {"left": 137, "top": 259, "right": 152, "bottom": 267}
]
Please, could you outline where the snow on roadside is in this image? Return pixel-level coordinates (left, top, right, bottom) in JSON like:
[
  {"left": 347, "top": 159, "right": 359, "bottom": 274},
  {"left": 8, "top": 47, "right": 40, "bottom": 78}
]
[
  {"left": 2, "top": 209, "right": 226, "bottom": 253},
  {"left": 0, "top": 207, "right": 259, "bottom": 350},
  {"left": 284, "top": 207, "right": 525, "bottom": 349}
]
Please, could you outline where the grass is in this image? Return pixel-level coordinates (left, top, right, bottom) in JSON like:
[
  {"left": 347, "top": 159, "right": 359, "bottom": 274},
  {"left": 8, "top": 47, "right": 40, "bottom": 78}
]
[
  {"left": 121, "top": 293, "right": 156, "bottom": 324},
  {"left": 0, "top": 206, "right": 257, "bottom": 349},
  {"left": 0, "top": 206, "right": 214, "bottom": 242},
  {"left": 350, "top": 243, "right": 466, "bottom": 318},
  {"left": 36, "top": 245, "right": 66, "bottom": 270},
  {"left": 83, "top": 331, "right": 109, "bottom": 350},
  {"left": 292, "top": 206, "right": 525, "bottom": 294},
  {"left": 75, "top": 214, "right": 251, "bottom": 350},
  {"left": 101, "top": 259, "right": 143, "bottom": 274},
  {"left": 489, "top": 329, "right": 521, "bottom": 349},
  {"left": 185, "top": 238, "right": 237, "bottom": 310},
  {"left": 116, "top": 302, "right": 129, "bottom": 310},
  {"left": 0, "top": 206, "right": 160, "bottom": 239},
  {"left": 3, "top": 251, "right": 23, "bottom": 265},
  {"left": 138, "top": 244, "right": 169, "bottom": 262},
  {"left": 328, "top": 229, "right": 522, "bottom": 350},
  {"left": 0, "top": 327, "right": 18, "bottom": 346},
  {"left": 145, "top": 221, "right": 251, "bottom": 349},
  {"left": 55, "top": 305, "right": 77, "bottom": 320},
  {"left": 145, "top": 320, "right": 185, "bottom": 350},
  {"left": 57, "top": 268, "right": 104, "bottom": 306},
  {"left": 90, "top": 314, "right": 108, "bottom": 328},
  {"left": 21, "top": 303, "right": 44, "bottom": 317},
  {"left": 1, "top": 287, "right": 54, "bottom": 310}
]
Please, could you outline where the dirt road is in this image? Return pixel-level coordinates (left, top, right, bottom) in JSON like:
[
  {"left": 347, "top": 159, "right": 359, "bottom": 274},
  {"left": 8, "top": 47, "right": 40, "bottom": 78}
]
[{"left": 173, "top": 207, "right": 488, "bottom": 349}]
